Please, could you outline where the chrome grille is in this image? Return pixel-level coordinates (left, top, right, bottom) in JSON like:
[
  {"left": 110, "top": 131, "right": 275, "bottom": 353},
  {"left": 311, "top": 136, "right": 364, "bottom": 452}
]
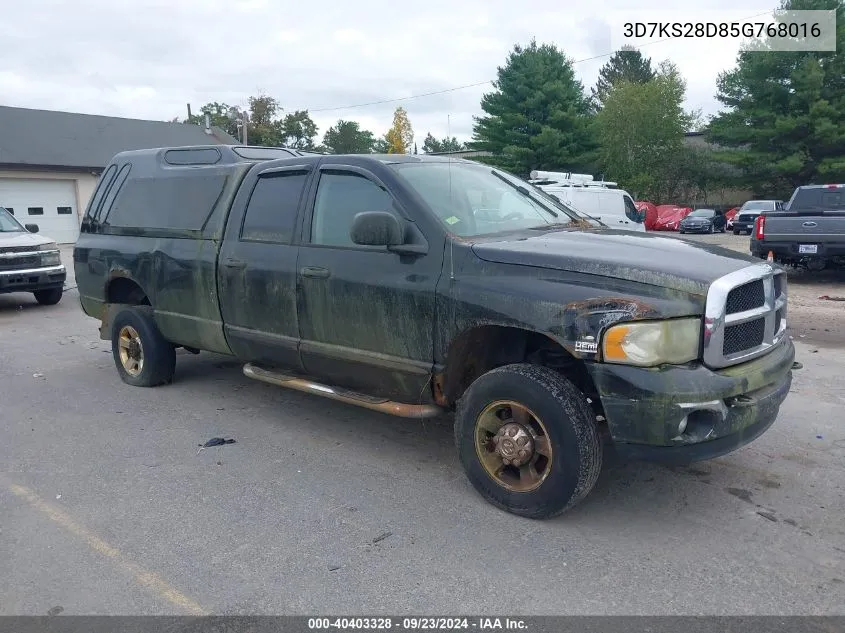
[
  {"left": 725, "top": 280, "right": 765, "bottom": 313},
  {"left": 0, "top": 245, "right": 38, "bottom": 254},
  {"left": 703, "top": 263, "right": 787, "bottom": 369},
  {"left": 723, "top": 319, "right": 765, "bottom": 355},
  {"left": 0, "top": 254, "right": 40, "bottom": 271}
]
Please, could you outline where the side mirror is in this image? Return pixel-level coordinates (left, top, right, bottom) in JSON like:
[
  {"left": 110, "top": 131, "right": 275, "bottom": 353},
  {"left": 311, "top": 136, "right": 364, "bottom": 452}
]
[
  {"left": 25, "top": 223, "right": 39, "bottom": 233},
  {"left": 350, "top": 211, "right": 403, "bottom": 247}
]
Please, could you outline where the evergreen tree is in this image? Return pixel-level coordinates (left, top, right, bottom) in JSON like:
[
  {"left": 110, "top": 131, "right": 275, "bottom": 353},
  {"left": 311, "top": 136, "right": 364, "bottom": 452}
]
[
  {"left": 591, "top": 46, "right": 656, "bottom": 111},
  {"left": 471, "top": 40, "right": 596, "bottom": 175},
  {"left": 707, "top": 0, "right": 845, "bottom": 197}
]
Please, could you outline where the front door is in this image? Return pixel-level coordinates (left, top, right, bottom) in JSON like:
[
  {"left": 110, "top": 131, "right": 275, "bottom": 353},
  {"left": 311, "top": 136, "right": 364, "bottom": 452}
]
[
  {"left": 218, "top": 166, "right": 311, "bottom": 371},
  {"left": 296, "top": 165, "right": 441, "bottom": 402}
]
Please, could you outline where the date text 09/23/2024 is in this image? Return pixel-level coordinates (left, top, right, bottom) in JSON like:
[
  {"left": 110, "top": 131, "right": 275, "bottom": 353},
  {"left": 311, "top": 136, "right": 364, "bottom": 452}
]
[{"left": 308, "top": 617, "right": 528, "bottom": 630}]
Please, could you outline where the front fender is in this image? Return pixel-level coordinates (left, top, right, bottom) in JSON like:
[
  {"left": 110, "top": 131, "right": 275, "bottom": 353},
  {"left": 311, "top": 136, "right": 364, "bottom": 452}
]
[{"left": 437, "top": 261, "right": 705, "bottom": 364}]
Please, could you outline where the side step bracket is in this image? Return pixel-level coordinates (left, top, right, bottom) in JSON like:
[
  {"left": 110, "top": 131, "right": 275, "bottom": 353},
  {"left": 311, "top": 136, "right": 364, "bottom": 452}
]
[{"left": 242, "top": 363, "right": 444, "bottom": 419}]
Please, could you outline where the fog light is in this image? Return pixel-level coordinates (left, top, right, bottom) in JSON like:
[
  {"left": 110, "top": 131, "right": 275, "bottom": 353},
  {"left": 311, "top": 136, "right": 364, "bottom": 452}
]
[{"left": 678, "top": 417, "right": 688, "bottom": 435}]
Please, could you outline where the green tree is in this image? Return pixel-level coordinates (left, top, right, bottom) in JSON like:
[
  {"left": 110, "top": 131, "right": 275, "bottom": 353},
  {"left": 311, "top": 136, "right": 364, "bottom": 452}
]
[
  {"left": 322, "top": 119, "right": 377, "bottom": 153},
  {"left": 707, "top": 0, "right": 845, "bottom": 197},
  {"left": 246, "top": 94, "right": 284, "bottom": 146},
  {"left": 281, "top": 110, "right": 318, "bottom": 150},
  {"left": 591, "top": 46, "right": 656, "bottom": 111},
  {"left": 372, "top": 137, "right": 390, "bottom": 153},
  {"left": 422, "top": 133, "right": 465, "bottom": 153},
  {"left": 385, "top": 107, "right": 414, "bottom": 154},
  {"left": 596, "top": 61, "right": 694, "bottom": 201},
  {"left": 471, "top": 40, "right": 597, "bottom": 176}
]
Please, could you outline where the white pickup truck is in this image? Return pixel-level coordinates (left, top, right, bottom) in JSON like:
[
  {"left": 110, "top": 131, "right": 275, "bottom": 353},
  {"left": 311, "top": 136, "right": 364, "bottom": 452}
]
[{"left": 0, "top": 206, "right": 66, "bottom": 305}]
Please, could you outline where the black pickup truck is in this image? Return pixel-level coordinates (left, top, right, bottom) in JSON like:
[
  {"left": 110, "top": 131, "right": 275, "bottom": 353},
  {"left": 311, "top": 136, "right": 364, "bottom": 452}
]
[
  {"left": 751, "top": 184, "right": 845, "bottom": 270},
  {"left": 74, "top": 145, "right": 796, "bottom": 519}
]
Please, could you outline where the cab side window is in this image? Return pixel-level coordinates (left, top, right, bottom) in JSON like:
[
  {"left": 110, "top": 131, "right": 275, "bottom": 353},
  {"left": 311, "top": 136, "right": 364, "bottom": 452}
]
[
  {"left": 310, "top": 172, "right": 396, "bottom": 247},
  {"left": 241, "top": 172, "right": 308, "bottom": 244},
  {"left": 623, "top": 195, "right": 644, "bottom": 223}
]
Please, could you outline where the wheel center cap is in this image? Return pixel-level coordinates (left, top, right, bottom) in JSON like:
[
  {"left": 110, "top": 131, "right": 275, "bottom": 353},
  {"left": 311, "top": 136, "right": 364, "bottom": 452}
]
[
  {"left": 128, "top": 340, "right": 141, "bottom": 358},
  {"left": 493, "top": 422, "right": 534, "bottom": 467}
]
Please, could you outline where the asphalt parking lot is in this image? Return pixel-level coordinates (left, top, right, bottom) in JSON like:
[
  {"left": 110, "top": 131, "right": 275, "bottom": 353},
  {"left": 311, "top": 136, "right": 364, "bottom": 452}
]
[{"left": 1, "top": 236, "right": 843, "bottom": 616}]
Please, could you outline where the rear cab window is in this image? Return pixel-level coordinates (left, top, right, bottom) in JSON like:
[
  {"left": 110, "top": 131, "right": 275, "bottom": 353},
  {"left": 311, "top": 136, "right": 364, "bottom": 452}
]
[
  {"left": 788, "top": 187, "right": 845, "bottom": 213},
  {"left": 240, "top": 171, "right": 309, "bottom": 244}
]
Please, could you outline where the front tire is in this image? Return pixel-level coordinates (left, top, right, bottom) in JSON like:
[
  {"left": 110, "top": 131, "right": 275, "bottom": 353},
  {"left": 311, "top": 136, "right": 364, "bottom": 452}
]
[
  {"left": 454, "top": 364, "right": 602, "bottom": 519},
  {"left": 33, "top": 288, "right": 62, "bottom": 305},
  {"left": 111, "top": 307, "right": 176, "bottom": 387}
]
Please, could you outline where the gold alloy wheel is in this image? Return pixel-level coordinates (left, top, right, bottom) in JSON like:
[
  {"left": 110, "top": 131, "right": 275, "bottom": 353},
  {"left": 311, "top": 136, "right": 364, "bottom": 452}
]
[
  {"left": 117, "top": 325, "right": 145, "bottom": 377},
  {"left": 475, "top": 400, "right": 553, "bottom": 492}
]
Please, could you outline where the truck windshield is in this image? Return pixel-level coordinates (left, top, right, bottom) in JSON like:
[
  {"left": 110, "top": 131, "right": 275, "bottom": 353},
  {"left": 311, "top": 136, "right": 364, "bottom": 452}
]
[
  {"left": 0, "top": 207, "right": 25, "bottom": 232},
  {"left": 741, "top": 201, "right": 774, "bottom": 211},
  {"left": 389, "top": 161, "right": 597, "bottom": 237}
]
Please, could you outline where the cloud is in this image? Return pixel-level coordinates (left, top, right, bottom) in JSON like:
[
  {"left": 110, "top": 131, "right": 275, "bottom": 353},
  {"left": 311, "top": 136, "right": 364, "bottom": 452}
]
[{"left": 1, "top": 0, "right": 755, "bottom": 147}]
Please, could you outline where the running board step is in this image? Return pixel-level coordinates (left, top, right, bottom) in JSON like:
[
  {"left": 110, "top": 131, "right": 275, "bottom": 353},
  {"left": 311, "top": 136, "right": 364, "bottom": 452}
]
[{"left": 242, "top": 363, "right": 444, "bottom": 419}]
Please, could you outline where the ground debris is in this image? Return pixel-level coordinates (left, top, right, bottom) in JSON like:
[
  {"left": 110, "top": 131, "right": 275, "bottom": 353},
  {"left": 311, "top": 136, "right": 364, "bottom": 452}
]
[
  {"left": 818, "top": 295, "right": 845, "bottom": 301},
  {"left": 196, "top": 437, "right": 236, "bottom": 454},
  {"left": 372, "top": 531, "right": 392, "bottom": 544}
]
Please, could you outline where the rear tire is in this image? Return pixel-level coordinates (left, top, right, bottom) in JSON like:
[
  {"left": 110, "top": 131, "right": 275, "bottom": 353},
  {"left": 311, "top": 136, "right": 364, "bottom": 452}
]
[
  {"left": 733, "top": 229, "right": 740, "bottom": 235},
  {"left": 454, "top": 363, "right": 602, "bottom": 519},
  {"left": 33, "top": 288, "right": 63, "bottom": 305},
  {"left": 111, "top": 307, "right": 176, "bottom": 387}
]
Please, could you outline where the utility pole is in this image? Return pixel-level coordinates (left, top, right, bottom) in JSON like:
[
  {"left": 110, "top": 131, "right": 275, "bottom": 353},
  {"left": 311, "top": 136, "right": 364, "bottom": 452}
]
[{"left": 242, "top": 110, "right": 249, "bottom": 146}]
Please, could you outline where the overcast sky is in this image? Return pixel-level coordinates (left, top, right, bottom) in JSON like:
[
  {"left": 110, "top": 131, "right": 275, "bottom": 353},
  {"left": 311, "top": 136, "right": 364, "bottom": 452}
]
[{"left": 1, "top": 0, "right": 776, "bottom": 148}]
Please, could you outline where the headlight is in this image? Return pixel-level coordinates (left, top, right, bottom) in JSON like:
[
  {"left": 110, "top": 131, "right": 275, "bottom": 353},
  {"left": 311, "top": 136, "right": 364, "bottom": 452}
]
[
  {"left": 36, "top": 242, "right": 58, "bottom": 251},
  {"left": 602, "top": 318, "right": 701, "bottom": 366},
  {"left": 41, "top": 252, "right": 61, "bottom": 266}
]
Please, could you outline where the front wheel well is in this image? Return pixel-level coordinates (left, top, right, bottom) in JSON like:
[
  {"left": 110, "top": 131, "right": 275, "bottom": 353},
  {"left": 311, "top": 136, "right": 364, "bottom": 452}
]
[{"left": 436, "top": 325, "right": 600, "bottom": 410}]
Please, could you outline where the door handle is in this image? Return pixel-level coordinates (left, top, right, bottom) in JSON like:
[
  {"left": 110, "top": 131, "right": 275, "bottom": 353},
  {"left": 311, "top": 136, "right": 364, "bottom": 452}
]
[
  {"left": 300, "top": 266, "right": 330, "bottom": 279},
  {"left": 223, "top": 258, "right": 247, "bottom": 269}
]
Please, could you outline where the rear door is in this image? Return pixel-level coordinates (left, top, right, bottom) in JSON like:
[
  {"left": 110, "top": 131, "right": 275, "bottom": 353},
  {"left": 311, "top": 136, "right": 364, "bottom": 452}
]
[{"left": 218, "top": 163, "right": 313, "bottom": 370}]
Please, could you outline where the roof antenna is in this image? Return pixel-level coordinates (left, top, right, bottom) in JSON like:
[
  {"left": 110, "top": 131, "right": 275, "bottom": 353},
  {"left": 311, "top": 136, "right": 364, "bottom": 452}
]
[{"left": 447, "top": 114, "right": 454, "bottom": 281}]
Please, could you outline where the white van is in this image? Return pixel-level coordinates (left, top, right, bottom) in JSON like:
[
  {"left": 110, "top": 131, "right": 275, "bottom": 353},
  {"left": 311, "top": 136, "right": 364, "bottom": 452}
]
[{"left": 529, "top": 171, "right": 646, "bottom": 232}]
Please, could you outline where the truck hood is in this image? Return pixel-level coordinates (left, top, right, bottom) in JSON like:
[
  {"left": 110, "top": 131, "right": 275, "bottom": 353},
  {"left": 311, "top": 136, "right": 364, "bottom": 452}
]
[
  {"left": 470, "top": 229, "right": 759, "bottom": 296},
  {"left": 0, "top": 231, "right": 55, "bottom": 249}
]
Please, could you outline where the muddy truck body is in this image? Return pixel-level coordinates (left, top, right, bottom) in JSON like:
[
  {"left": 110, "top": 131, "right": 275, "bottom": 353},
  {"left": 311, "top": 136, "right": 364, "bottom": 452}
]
[{"left": 74, "top": 146, "right": 796, "bottom": 518}]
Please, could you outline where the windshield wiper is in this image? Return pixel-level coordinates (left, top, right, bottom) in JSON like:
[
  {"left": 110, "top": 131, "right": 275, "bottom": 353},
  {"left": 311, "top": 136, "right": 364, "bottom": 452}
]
[
  {"left": 490, "top": 170, "right": 558, "bottom": 218},
  {"left": 529, "top": 219, "right": 595, "bottom": 230}
]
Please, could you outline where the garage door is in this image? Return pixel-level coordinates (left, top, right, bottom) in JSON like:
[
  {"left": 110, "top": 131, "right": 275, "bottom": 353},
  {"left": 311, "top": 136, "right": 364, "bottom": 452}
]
[{"left": 0, "top": 178, "right": 79, "bottom": 244}]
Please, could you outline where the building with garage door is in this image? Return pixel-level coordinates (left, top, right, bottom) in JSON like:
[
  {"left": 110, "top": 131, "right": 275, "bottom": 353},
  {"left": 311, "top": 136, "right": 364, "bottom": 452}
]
[{"left": 0, "top": 105, "right": 238, "bottom": 243}]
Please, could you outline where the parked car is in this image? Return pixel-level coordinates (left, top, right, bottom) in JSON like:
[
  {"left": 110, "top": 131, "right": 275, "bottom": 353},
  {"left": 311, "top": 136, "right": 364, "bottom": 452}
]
[
  {"left": 74, "top": 146, "right": 795, "bottom": 519},
  {"left": 528, "top": 171, "right": 646, "bottom": 232},
  {"left": 733, "top": 200, "right": 784, "bottom": 235},
  {"left": 0, "top": 206, "right": 66, "bottom": 304},
  {"left": 679, "top": 208, "right": 726, "bottom": 234},
  {"left": 751, "top": 184, "right": 845, "bottom": 271}
]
